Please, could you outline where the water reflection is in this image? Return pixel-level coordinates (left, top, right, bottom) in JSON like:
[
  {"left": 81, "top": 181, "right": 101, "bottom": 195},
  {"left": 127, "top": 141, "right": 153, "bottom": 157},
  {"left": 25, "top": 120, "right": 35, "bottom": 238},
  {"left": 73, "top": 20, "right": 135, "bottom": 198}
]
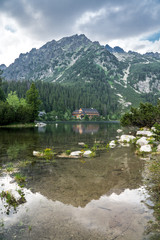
[
  {"left": 72, "top": 124, "right": 99, "bottom": 134},
  {"left": 22, "top": 147, "right": 144, "bottom": 208},
  {"left": 0, "top": 174, "right": 153, "bottom": 240},
  {"left": 0, "top": 123, "right": 154, "bottom": 239}
]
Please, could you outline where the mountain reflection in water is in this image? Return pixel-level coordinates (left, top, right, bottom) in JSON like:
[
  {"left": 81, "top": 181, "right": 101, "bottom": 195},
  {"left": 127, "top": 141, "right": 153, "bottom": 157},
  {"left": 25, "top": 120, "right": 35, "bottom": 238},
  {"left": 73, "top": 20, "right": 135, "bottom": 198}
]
[{"left": 23, "top": 147, "right": 144, "bottom": 208}]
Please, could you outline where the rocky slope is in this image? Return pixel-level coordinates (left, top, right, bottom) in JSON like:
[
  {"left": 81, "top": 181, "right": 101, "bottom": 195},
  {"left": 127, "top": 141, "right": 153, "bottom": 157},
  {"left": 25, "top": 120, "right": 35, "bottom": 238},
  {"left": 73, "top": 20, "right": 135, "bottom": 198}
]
[{"left": 1, "top": 34, "right": 160, "bottom": 111}]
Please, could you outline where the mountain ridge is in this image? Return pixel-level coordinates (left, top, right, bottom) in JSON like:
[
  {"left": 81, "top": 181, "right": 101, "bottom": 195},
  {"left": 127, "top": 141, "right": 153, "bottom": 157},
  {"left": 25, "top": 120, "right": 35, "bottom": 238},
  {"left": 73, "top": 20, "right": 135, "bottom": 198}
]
[{"left": 1, "top": 34, "right": 160, "bottom": 112}]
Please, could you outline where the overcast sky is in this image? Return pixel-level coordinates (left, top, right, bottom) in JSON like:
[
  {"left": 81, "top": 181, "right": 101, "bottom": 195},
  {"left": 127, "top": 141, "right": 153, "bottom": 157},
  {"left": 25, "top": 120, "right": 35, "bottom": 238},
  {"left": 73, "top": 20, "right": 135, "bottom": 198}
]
[{"left": 1, "top": 0, "right": 160, "bottom": 66}]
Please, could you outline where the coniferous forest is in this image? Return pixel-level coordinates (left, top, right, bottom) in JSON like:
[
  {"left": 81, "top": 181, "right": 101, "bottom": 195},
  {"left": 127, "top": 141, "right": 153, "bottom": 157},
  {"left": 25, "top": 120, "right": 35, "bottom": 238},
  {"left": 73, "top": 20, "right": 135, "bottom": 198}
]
[{"left": 1, "top": 80, "right": 121, "bottom": 121}]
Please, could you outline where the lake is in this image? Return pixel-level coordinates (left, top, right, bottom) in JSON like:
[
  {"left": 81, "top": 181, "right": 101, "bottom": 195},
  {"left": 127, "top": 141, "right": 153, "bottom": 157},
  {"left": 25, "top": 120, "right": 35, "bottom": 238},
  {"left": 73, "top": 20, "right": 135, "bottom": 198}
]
[{"left": 0, "top": 122, "right": 154, "bottom": 240}]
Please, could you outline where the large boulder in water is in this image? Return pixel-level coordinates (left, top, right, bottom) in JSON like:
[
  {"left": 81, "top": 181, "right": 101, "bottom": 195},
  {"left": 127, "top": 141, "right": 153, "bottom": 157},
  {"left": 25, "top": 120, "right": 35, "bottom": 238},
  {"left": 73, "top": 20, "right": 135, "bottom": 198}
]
[
  {"left": 119, "top": 135, "right": 135, "bottom": 143},
  {"left": 139, "top": 145, "right": 152, "bottom": 153},
  {"left": 136, "top": 137, "right": 149, "bottom": 146}
]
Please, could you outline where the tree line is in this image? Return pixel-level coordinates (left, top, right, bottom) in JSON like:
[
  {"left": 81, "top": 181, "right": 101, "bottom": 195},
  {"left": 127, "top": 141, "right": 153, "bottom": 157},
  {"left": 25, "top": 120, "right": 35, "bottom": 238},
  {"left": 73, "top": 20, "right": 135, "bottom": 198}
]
[
  {"left": 2, "top": 80, "right": 121, "bottom": 120},
  {"left": 0, "top": 72, "right": 41, "bottom": 125}
]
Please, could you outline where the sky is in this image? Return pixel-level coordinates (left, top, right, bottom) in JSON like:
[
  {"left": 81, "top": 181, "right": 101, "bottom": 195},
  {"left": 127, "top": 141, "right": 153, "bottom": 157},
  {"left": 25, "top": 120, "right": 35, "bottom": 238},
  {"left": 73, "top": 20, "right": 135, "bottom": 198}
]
[{"left": 1, "top": 0, "right": 160, "bottom": 66}]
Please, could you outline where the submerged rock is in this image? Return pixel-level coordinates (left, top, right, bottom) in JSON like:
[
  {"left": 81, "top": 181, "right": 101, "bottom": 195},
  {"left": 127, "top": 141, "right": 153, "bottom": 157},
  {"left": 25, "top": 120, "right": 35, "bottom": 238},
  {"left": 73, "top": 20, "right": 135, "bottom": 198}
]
[{"left": 136, "top": 137, "right": 149, "bottom": 146}]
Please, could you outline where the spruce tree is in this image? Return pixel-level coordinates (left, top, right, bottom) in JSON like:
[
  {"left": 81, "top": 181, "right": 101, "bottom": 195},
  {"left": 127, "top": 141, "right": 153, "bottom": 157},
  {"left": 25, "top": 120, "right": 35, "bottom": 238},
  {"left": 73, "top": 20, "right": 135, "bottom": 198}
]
[{"left": 26, "top": 83, "right": 41, "bottom": 121}]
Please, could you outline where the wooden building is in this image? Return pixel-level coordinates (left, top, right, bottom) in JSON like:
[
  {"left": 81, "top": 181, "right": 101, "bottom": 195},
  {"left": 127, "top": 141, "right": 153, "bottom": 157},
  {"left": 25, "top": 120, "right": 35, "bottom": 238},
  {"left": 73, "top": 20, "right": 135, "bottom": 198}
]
[{"left": 72, "top": 108, "right": 100, "bottom": 119}]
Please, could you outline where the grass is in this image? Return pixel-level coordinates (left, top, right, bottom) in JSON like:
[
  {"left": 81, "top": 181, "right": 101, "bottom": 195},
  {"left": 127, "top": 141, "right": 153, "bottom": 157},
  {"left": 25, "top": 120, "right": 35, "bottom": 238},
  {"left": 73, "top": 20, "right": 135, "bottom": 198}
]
[
  {"left": 14, "top": 173, "right": 26, "bottom": 186},
  {"left": 145, "top": 157, "right": 160, "bottom": 237},
  {"left": 0, "top": 189, "right": 26, "bottom": 215},
  {"left": 6, "top": 167, "right": 14, "bottom": 172},
  {"left": 0, "top": 123, "right": 35, "bottom": 128}
]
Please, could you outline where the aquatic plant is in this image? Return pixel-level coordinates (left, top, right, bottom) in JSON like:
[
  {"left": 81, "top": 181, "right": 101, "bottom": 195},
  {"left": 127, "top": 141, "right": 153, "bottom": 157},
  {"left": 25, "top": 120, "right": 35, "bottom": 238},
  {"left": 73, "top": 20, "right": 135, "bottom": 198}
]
[
  {"left": 90, "top": 151, "right": 96, "bottom": 158},
  {"left": 65, "top": 150, "right": 71, "bottom": 155},
  {"left": 0, "top": 189, "right": 26, "bottom": 215},
  {"left": 14, "top": 173, "right": 26, "bottom": 185},
  {"left": 0, "top": 190, "right": 18, "bottom": 214},
  {"left": 6, "top": 167, "right": 14, "bottom": 172},
  {"left": 17, "top": 160, "right": 32, "bottom": 168},
  {"left": 43, "top": 148, "right": 54, "bottom": 160},
  {"left": 84, "top": 144, "right": 89, "bottom": 149}
]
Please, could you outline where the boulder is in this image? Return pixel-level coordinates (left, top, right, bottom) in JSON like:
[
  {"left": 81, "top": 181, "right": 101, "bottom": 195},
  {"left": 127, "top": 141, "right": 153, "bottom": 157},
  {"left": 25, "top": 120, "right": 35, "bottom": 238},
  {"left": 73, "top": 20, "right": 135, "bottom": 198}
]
[
  {"left": 157, "top": 144, "right": 160, "bottom": 152},
  {"left": 136, "top": 137, "right": 149, "bottom": 146},
  {"left": 83, "top": 150, "right": 92, "bottom": 157},
  {"left": 33, "top": 151, "right": 44, "bottom": 157},
  {"left": 136, "top": 130, "right": 153, "bottom": 137},
  {"left": 117, "top": 129, "right": 122, "bottom": 133},
  {"left": 119, "top": 135, "right": 135, "bottom": 143},
  {"left": 140, "top": 145, "right": 152, "bottom": 153},
  {"left": 70, "top": 151, "right": 82, "bottom": 157},
  {"left": 109, "top": 140, "right": 116, "bottom": 148},
  {"left": 70, "top": 150, "right": 92, "bottom": 158},
  {"left": 78, "top": 142, "right": 85, "bottom": 146},
  {"left": 35, "top": 122, "right": 46, "bottom": 127}
]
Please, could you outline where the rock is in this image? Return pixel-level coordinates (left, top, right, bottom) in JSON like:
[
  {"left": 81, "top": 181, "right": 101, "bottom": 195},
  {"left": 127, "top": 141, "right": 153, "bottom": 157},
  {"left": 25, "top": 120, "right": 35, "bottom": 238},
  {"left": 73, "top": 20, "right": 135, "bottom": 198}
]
[
  {"left": 136, "top": 137, "right": 149, "bottom": 146},
  {"left": 139, "top": 145, "right": 152, "bottom": 153},
  {"left": 78, "top": 142, "right": 85, "bottom": 146},
  {"left": 151, "top": 127, "right": 156, "bottom": 131},
  {"left": 117, "top": 129, "right": 122, "bottom": 133},
  {"left": 120, "top": 143, "right": 130, "bottom": 147},
  {"left": 70, "top": 150, "right": 93, "bottom": 157},
  {"left": 119, "top": 135, "right": 135, "bottom": 143},
  {"left": 157, "top": 144, "right": 160, "bottom": 152},
  {"left": 35, "top": 122, "right": 46, "bottom": 127},
  {"left": 136, "top": 130, "right": 153, "bottom": 137},
  {"left": 33, "top": 151, "right": 44, "bottom": 157},
  {"left": 70, "top": 151, "right": 82, "bottom": 157},
  {"left": 109, "top": 140, "right": 116, "bottom": 148},
  {"left": 83, "top": 150, "right": 92, "bottom": 157}
]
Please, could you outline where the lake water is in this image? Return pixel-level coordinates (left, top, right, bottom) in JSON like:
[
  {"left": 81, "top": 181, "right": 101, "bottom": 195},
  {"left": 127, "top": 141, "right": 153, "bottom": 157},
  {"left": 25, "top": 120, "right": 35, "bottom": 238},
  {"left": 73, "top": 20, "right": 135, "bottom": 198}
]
[{"left": 0, "top": 122, "right": 154, "bottom": 240}]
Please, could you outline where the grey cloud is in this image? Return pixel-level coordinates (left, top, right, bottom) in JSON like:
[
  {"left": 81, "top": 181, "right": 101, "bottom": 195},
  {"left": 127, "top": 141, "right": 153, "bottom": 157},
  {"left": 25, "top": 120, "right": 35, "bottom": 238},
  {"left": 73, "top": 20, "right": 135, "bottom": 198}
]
[{"left": 1, "top": 0, "right": 160, "bottom": 42}]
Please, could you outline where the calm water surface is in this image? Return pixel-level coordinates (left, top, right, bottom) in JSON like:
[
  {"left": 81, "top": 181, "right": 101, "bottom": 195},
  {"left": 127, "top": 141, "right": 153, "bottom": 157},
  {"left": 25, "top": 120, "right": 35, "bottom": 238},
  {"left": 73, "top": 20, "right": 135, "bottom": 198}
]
[{"left": 0, "top": 123, "right": 154, "bottom": 240}]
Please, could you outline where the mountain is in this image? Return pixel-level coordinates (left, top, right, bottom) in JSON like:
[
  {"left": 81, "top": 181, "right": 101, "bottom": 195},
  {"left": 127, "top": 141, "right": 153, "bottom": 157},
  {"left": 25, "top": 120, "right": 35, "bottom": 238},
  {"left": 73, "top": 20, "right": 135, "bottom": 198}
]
[
  {"left": 1, "top": 34, "right": 160, "bottom": 114},
  {"left": 2, "top": 34, "right": 123, "bottom": 85},
  {"left": 105, "top": 44, "right": 125, "bottom": 53},
  {"left": 0, "top": 64, "right": 6, "bottom": 71}
]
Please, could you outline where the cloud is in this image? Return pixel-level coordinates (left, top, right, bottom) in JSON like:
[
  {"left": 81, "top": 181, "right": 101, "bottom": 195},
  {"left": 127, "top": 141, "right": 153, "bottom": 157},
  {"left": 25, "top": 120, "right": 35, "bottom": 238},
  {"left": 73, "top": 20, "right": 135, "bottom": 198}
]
[
  {"left": 144, "top": 31, "right": 160, "bottom": 42},
  {"left": 5, "top": 25, "right": 16, "bottom": 33},
  {"left": 1, "top": 0, "right": 160, "bottom": 65}
]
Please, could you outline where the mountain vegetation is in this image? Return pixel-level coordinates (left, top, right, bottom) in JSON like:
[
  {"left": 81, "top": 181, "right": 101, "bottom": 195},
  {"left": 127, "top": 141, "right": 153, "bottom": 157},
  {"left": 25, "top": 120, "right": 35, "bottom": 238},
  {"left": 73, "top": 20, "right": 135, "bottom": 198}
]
[
  {"left": 2, "top": 80, "right": 120, "bottom": 119},
  {"left": 120, "top": 102, "right": 160, "bottom": 127},
  {"left": 1, "top": 34, "right": 160, "bottom": 120},
  {"left": 0, "top": 83, "right": 41, "bottom": 125}
]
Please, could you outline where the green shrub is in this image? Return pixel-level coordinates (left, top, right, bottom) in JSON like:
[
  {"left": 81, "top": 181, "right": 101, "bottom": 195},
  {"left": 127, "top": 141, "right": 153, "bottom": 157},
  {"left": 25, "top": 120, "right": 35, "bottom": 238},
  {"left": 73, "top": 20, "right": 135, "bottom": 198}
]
[{"left": 65, "top": 150, "right": 71, "bottom": 155}]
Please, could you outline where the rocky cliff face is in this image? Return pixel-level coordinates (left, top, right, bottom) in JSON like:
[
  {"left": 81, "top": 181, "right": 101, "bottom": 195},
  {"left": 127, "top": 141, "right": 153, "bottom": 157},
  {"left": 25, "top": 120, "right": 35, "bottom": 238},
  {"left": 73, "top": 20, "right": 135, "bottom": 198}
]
[{"left": 2, "top": 34, "right": 121, "bottom": 84}]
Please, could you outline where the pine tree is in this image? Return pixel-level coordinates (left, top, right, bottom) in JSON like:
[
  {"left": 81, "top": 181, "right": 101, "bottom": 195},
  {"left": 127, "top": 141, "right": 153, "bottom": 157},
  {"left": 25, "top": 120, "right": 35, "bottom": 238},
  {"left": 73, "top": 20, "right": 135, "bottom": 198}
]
[
  {"left": 26, "top": 83, "right": 41, "bottom": 121},
  {"left": 0, "top": 70, "right": 5, "bottom": 101}
]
